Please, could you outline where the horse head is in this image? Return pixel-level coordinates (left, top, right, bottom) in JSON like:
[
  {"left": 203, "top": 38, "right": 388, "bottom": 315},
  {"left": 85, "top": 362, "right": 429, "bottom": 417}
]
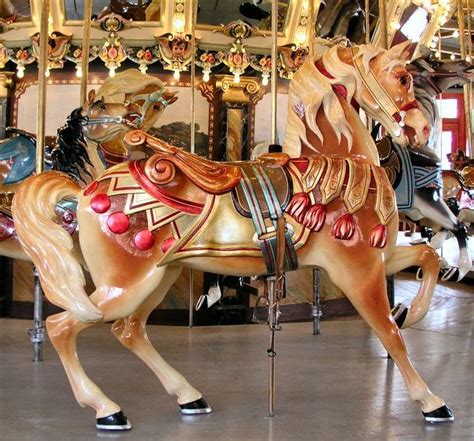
[
  {"left": 409, "top": 47, "right": 474, "bottom": 94},
  {"left": 348, "top": 41, "right": 431, "bottom": 148},
  {"left": 81, "top": 69, "right": 177, "bottom": 149}
]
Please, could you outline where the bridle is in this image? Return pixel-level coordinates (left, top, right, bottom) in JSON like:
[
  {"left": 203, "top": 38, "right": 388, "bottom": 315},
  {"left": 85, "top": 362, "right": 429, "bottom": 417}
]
[
  {"left": 350, "top": 48, "right": 419, "bottom": 132},
  {"left": 82, "top": 90, "right": 171, "bottom": 128}
]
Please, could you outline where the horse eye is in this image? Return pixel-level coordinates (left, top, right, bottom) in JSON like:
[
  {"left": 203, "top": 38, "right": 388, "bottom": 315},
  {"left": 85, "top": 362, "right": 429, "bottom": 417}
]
[{"left": 399, "top": 75, "right": 409, "bottom": 87}]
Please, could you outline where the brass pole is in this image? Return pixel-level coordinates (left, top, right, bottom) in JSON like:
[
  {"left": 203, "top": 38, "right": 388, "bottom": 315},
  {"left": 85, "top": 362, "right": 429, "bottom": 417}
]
[
  {"left": 465, "top": 0, "right": 473, "bottom": 158},
  {"left": 378, "top": 0, "right": 388, "bottom": 49},
  {"left": 365, "top": 0, "right": 371, "bottom": 44},
  {"left": 188, "top": 0, "right": 198, "bottom": 328},
  {"left": 36, "top": 0, "right": 50, "bottom": 174},
  {"left": 80, "top": 0, "right": 93, "bottom": 106},
  {"left": 270, "top": 0, "right": 278, "bottom": 145},
  {"left": 308, "top": 0, "right": 316, "bottom": 58},
  {"left": 457, "top": 0, "right": 473, "bottom": 157}
]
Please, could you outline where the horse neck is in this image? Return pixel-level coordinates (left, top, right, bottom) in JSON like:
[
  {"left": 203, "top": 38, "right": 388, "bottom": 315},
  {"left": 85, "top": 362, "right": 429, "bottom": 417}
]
[
  {"left": 298, "top": 96, "right": 380, "bottom": 165},
  {"left": 84, "top": 140, "right": 106, "bottom": 179}
]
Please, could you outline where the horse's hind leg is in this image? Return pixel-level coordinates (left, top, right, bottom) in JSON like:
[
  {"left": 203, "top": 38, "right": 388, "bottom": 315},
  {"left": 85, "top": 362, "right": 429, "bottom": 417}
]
[
  {"left": 385, "top": 245, "right": 440, "bottom": 328},
  {"left": 111, "top": 265, "right": 211, "bottom": 414},
  {"left": 325, "top": 260, "right": 453, "bottom": 421},
  {"left": 46, "top": 313, "right": 125, "bottom": 423}
]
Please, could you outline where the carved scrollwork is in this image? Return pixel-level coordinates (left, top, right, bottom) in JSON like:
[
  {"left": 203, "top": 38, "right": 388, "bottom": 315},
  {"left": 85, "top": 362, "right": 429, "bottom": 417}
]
[{"left": 147, "top": 158, "right": 176, "bottom": 185}]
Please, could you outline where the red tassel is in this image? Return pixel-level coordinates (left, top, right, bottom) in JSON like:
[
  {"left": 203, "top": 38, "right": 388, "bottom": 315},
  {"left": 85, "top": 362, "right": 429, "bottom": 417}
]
[
  {"left": 332, "top": 213, "right": 355, "bottom": 240},
  {"left": 286, "top": 192, "right": 310, "bottom": 223},
  {"left": 370, "top": 224, "right": 387, "bottom": 248},
  {"left": 303, "top": 204, "right": 326, "bottom": 231}
]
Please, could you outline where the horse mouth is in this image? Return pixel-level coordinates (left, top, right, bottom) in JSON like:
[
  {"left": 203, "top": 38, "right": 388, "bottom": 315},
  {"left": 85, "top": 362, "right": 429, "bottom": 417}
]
[{"left": 123, "top": 112, "right": 142, "bottom": 128}]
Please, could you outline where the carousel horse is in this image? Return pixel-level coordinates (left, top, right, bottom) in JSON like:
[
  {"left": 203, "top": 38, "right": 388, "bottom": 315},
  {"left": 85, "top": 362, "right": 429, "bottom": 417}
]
[
  {"left": 377, "top": 53, "right": 473, "bottom": 281},
  {"left": 0, "top": 69, "right": 177, "bottom": 261},
  {"left": 13, "top": 41, "right": 453, "bottom": 431}
]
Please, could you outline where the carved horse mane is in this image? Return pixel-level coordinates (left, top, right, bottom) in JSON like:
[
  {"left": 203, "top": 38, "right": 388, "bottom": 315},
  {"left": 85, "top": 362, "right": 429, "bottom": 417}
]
[{"left": 285, "top": 42, "right": 415, "bottom": 159}]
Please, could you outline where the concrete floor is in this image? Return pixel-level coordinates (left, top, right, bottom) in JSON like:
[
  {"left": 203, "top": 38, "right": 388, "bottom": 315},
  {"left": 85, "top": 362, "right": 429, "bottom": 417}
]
[{"left": 0, "top": 274, "right": 473, "bottom": 441}]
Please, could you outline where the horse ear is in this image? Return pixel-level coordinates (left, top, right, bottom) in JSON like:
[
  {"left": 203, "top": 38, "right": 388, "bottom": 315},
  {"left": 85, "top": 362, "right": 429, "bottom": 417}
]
[
  {"left": 87, "top": 90, "right": 96, "bottom": 104},
  {"left": 387, "top": 41, "right": 412, "bottom": 62}
]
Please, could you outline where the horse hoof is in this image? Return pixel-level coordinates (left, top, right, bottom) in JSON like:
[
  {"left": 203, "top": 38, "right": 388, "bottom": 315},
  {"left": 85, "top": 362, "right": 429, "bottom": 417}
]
[
  {"left": 179, "top": 397, "right": 212, "bottom": 415},
  {"left": 423, "top": 404, "right": 454, "bottom": 423},
  {"left": 96, "top": 411, "right": 132, "bottom": 431},
  {"left": 392, "top": 303, "right": 408, "bottom": 329}
]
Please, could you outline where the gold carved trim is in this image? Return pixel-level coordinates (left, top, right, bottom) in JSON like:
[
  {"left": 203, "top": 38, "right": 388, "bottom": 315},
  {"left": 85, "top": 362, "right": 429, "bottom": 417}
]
[
  {"left": 302, "top": 157, "right": 326, "bottom": 192},
  {"left": 343, "top": 159, "right": 371, "bottom": 214},
  {"left": 320, "top": 158, "right": 346, "bottom": 205},
  {"left": 215, "top": 74, "right": 261, "bottom": 103},
  {"left": 371, "top": 164, "right": 397, "bottom": 225}
]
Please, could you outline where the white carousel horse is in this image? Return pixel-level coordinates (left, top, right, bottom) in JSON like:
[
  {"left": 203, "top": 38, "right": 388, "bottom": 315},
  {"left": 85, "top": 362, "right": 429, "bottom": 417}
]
[{"left": 12, "top": 42, "right": 452, "bottom": 431}]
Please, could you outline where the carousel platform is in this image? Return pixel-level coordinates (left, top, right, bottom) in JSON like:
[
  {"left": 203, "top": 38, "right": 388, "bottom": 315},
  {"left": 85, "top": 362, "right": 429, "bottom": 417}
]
[{"left": 0, "top": 273, "right": 473, "bottom": 441}]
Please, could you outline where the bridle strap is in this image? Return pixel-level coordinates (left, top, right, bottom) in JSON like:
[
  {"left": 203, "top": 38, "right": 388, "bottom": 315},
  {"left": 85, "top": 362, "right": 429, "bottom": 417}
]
[{"left": 351, "top": 48, "right": 419, "bottom": 129}]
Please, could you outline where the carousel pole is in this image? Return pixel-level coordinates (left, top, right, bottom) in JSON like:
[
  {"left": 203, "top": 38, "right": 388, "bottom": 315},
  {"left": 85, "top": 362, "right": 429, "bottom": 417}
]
[
  {"left": 458, "top": 0, "right": 473, "bottom": 158},
  {"left": 30, "top": 0, "right": 50, "bottom": 362},
  {"left": 267, "top": 0, "right": 279, "bottom": 417},
  {"left": 80, "top": 0, "right": 93, "bottom": 105},
  {"left": 467, "top": 0, "right": 473, "bottom": 159},
  {"left": 188, "top": 0, "right": 198, "bottom": 328},
  {"left": 378, "top": 0, "right": 388, "bottom": 49},
  {"left": 365, "top": 0, "right": 371, "bottom": 44}
]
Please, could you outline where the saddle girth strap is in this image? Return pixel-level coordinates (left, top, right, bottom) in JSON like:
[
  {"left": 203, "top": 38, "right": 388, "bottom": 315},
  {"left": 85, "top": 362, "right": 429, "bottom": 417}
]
[{"left": 239, "top": 166, "right": 298, "bottom": 275}]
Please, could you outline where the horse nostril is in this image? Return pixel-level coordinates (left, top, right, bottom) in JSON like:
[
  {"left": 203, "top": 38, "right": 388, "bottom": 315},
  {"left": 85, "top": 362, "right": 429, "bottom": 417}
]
[{"left": 423, "top": 126, "right": 431, "bottom": 138}]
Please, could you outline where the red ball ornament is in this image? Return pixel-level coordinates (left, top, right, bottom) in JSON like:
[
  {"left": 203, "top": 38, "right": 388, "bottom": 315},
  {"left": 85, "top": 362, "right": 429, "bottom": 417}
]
[
  {"left": 107, "top": 212, "right": 130, "bottom": 234},
  {"left": 91, "top": 193, "right": 111, "bottom": 213},
  {"left": 134, "top": 229, "right": 155, "bottom": 251}
]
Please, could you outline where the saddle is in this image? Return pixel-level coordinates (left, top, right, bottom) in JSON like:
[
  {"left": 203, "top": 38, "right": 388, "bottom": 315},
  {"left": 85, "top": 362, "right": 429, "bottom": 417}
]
[
  {"left": 232, "top": 162, "right": 292, "bottom": 218},
  {"left": 124, "top": 130, "right": 297, "bottom": 274}
]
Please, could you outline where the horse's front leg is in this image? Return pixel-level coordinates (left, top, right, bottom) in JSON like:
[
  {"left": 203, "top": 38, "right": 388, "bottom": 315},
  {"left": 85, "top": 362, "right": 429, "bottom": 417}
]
[{"left": 111, "top": 264, "right": 211, "bottom": 415}]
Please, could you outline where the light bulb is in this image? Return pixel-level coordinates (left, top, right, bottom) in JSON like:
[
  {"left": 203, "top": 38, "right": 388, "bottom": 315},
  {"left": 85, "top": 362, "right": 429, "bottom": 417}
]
[
  {"left": 435, "top": 51, "right": 441, "bottom": 59},
  {"left": 390, "top": 21, "right": 401, "bottom": 30},
  {"left": 45, "top": 68, "right": 50, "bottom": 78},
  {"left": 233, "top": 71, "right": 241, "bottom": 84},
  {"left": 203, "top": 70, "right": 210, "bottom": 82},
  {"left": 139, "top": 64, "right": 147, "bottom": 74},
  {"left": 76, "top": 65, "right": 83, "bottom": 78},
  {"left": 466, "top": 55, "right": 472, "bottom": 63},
  {"left": 172, "top": 15, "right": 185, "bottom": 33},
  {"left": 450, "top": 53, "right": 456, "bottom": 60},
  {"left": 432, "top": 36, "right": 439, "bottom": 42},
  {"left": 262, "top": 73, "right": 269, "bottom": 86},
  {"left": 452, "top": 30, "right": 459, "bottom": 39},
  {"left": 16, "top": 65, "right": 25, "bottom": 78},
  {"left": 173, "top": 69, "right": 180, "bottom": 80},
  {"left": 109, "top": 66, "right": 116, "bottom": 77}
]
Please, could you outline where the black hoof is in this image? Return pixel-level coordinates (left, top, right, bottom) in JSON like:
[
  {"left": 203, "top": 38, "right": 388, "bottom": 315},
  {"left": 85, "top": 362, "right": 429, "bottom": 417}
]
[
  {"left": 179, "top": 397, "right": 212, "bottom": 415},
  {"left": 392, "top": 303, "right": 408, "bottom": 329},
  {"left": 96, "top": 411, "right": 132, "bottom": 431},
  {"left": 423, "top": 404, "right": 454, "bottom": 423}
]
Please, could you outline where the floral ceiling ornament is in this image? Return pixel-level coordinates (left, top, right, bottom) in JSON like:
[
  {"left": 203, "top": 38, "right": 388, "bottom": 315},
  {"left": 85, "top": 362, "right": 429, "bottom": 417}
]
[
  {"left": 220, "top": 20, "right": 256, "bottom": 84},
  {"left": 66, "top": 45, "right": 100, "bottom": 78},
  {"left": 278, "top": 44, "right": 309, "bottom": 79},
  {"left": 155, "top": 33, "right": 194, "bottom": 80},
  {"left": 196, "top": 50, "right": 224, "bottom": 82},
  {"left": 127, "top": 46, "right": 160, "bottom": 74},
  {"left": 95, "top": 13, "right": 130, "bottom": 77},
  {"left": 8, "top": 46, "right": 35, "bottom": 78},
  {"left": 250, "top": 54, "right": 272, "bottom": 86},
  {"left": 30, "top": 31, "right": 72, "bottom": 76}
]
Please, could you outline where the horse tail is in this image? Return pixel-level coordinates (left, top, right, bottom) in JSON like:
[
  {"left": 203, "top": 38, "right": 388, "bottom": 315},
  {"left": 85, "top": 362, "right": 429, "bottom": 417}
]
[{"left": 12, "top": 171, "right": 104, "bottom": 323}]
